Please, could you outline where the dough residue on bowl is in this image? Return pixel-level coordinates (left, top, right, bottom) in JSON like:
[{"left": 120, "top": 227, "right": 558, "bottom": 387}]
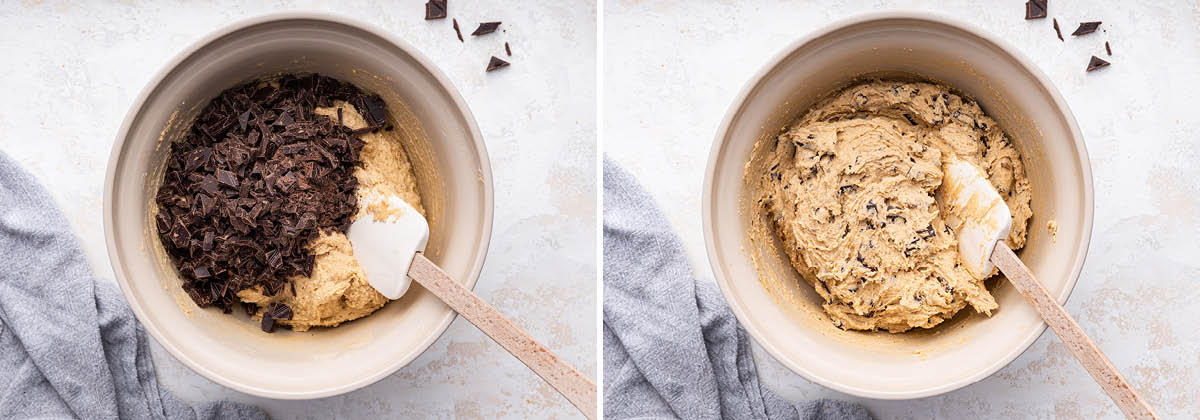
[
  {"left": 238, "top": 102, "right": 425, "bottom": 331},
  {"left": 752, "top": 80, "right": 1033, "bottom": 333}
]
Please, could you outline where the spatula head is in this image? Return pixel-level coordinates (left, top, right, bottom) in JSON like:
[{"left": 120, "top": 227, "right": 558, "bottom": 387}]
[
  {"left": 347, "top": 194, "right": 430, "bottom": 300},
  {"left": 937, "top": 159, "right": 1013, "bottom": 279}
]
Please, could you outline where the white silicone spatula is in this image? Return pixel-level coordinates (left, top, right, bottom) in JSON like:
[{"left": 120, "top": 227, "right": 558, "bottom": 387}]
[
  {"left": 938, "top": 159, "right": 1158, "bottom": 420},
  {"left": 347, "top": 194, "right": 597, "bottom": 419}
]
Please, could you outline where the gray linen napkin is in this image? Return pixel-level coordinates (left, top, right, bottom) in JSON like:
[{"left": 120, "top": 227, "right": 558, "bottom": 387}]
[
  {"left": 0, "top": 151, "right": 266, "bottom": 420},
  {"left": 602, "top": 158, "right": 872, "bottom": 420}
]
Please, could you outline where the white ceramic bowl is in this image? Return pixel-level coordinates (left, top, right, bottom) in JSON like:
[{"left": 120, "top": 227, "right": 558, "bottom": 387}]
[
  {"left": 104, "top": 13, "right": 492, "bottom": 399},
  {"left": 703, "top": 13, "right": 1093, "bottom": 399}
]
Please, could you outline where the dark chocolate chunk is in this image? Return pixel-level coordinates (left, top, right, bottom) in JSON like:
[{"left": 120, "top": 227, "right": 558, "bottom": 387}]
[
  {"left": 193, "top": 266, "right": 211, "bottom": 279},
  {"left": 471, "top": 21, "right": 501, "bottom": 36},
  {"left": 1024, "top": 0, "right": 1047, "bottom": 19},
  {"left": 1105, "top": 41, "right": 1112, "bottom": 56},
  {"left": 424, "top": 0, "right": 446, "bottom": 20},
  {"left": 216, "top": 169, "right": 239, "bottom": 189},
  {"left": 1072, "top": 21, "right": 1101, "bottom": 36},
  {"left": 486, "top": 56, "right": 510, "bottom": 72},
  {"left": 1053, "top": 18, "right": 1063, "bottom": 41},
  {"left": 453, "top": 18, "right": 463, "bottom": 42},
  {"left": 362, "top": 96, "right": 388, "bottom": 127},
  {"left": 505, "top": 42, "right": 512, "bottom": 56},
  {"left": 155, "top": 74, "right": 383, "bottom": 326},
  {"left": 1086, "top": 55, "right": 1110, "bottom": 72}
]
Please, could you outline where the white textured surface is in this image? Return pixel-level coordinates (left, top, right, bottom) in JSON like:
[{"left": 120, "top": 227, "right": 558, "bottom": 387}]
[
  {"left": 605, "top": 0, "right": 1199, "bottom": 418},
  {"left": 0, "top": 1, "right": 595, "bottom": 418}
]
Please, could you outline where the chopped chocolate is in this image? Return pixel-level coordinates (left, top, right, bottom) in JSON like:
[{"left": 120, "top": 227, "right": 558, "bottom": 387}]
[
  {"left": 1086, "top": 55, "right": 1110, "bottom": 72},
  {"left": 155, "top": 74, "right": 385, "bottom": 323},
  {"left": 1105, "top": 41, "right": 1112, "bottom": 56},
  {"left": 452, "top": 18, "right": 464, "bottom": 42},
  {"left": 1053, "top": 18, "right": 1063, "bottom": 41},
  {"left": 471, "top": 21, "right": 501, "bottom": 36},
  {"left": 1072, "top": 21, "right": 1101, "bottom": 36},
  {"left": 424, "top": 0, "right": 447, "bottom": 20},
  {"left": 261, "top": 301, "right": 294, "bottom": 332},
  {"left": 505, "top": 41, "right": 512, "bottom": 56},
  {"left": 1024, "top": 0, "right": 1047, "bottom": 19},
  {"left": 486, "top": 56, "right": 510, "bottom": 72}
]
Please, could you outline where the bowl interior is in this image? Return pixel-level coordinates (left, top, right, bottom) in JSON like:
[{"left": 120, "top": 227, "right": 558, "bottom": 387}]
[
  {"left": 106, "top": 16, "right": 492, "bottom": 398},
  {"left": 704, "top": 15, "right": 1091, "bottom": 399}
]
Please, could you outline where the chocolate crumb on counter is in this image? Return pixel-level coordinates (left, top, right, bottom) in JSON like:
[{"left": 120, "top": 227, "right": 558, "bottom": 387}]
[
  {"left": 1072, "top": 21, "right": 1101, "bottom": 36},
  {"left": 486, "top": 56, "right": 510, "bottom": 72},
  {"left": 453, "top": 18, "right": 463, "bottom": 42},
  {"left": 1086, "top": 55, "right": 1110, "bottom": 72},
  {"left": 154, "top": 74, "right": 390, "bottom": 324},
  {"left": 1024, "top": 0, "right": 1047, "bottom": 19},
  {"left": 424, "top": 0, "right": 446, "bottom": 20},
  {"left": 505, "top": 41, "right": 512, "bottom": 56},
  {"left": 472, "top": 21, "right": 501, "bottom": 36},
  {"left": 1105, "top": 41, "right": 1112, "bottom": 56},
  {"left": 1053, "top": 18, "right": 1063, "bottom": 41}
]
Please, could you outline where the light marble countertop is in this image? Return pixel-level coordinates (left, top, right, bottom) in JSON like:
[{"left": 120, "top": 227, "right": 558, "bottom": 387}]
[
  {"left": 1, "top": 1, "right": 595, "bottom": 418},
  {"left": 605, "top": 0, "right": 1199, "bottom": 418}
]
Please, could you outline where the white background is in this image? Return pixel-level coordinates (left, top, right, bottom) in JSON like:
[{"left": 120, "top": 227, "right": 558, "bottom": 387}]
[
  {"left": 0, "top": 1, "right": 596, "bottom": 418},
  {"left": 604, "top": 0, "right": 1199, "bottom": 418}
]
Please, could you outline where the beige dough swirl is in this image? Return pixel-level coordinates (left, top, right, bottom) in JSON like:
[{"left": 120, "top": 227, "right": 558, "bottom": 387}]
[{"left": 757, "top": 80, "right": 1033, "bottom": 333}]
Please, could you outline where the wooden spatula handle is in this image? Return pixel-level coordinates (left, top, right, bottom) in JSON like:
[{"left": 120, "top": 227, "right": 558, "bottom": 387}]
[
  {"left": 992, "top": 245, "right": 1158, "bottom": 419},
  {"left": 409, "top": 254, "right": 597, "bottom": 419}
]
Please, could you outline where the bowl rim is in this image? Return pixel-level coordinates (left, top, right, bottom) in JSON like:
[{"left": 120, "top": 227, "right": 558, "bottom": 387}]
[
  {"left": 701, "top": 11, "right": 1094, "bottom": 399},
  {"left": 102, "top": 12, "right": 494, "bottom": 399}
]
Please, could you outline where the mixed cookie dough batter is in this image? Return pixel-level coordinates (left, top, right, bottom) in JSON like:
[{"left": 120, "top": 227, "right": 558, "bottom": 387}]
[
  {"left": 238, "top": 103, "right": 425, "bottom": 331},
  {"left": 755, "top": 80, "right": 1033, "bottom": 333}
]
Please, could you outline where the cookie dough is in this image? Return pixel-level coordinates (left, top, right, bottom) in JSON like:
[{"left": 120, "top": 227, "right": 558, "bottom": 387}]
[
  {"left": 756, "top": 80, "right": 1033, "bottom": 333},
  {"left": 238, "top": 103, "right": 425, "bottom": 331}
]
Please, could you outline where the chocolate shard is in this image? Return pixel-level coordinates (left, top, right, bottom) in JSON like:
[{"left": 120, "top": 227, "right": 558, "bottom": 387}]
[
  {"left": 193, "top": 266, "right": 211, "bottom": 279},
  {"left": 1024, "top": 0, "right": 1047, "bottom": 19},
  {"left": 486, "top": 56, "right": 510, "bottom": 72},
  {"left": 362, "top": 96, "right": 388, "bottom": 127},
  {"left": 453, "top": 18, "right": 463, "bottom": 42},
  {"left": 471, "top": 21, "right": 501, "bottom": 36},
  {"left": 424, "top": 0, "right": 446, "bottom": 20},
  {"left": 1086, "top": 55, "right": 1110, "bottom": 72},
  {"left": 216, "top": 169, "right": 239, "bottom": 189},
  {"left": 1053, "top": 18, "right": 1063, "bottom": 41},
  {"left": 505, "top": 41, "right": 512, "bottom": 56},
  {"left": 1105, "top": 41, "right": 1112, "bottom": 56},
  {"left": 1072, "top": 21, "right": 1101, "bottom": 36}
]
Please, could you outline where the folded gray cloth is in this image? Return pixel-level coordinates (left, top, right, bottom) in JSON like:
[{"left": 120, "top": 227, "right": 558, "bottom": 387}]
[
  {"left": 0, "top": 152, "right": 266, "bottom": 420},
  {"left": 602, "top": 158, "right": 872, "bottom": 420}
]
